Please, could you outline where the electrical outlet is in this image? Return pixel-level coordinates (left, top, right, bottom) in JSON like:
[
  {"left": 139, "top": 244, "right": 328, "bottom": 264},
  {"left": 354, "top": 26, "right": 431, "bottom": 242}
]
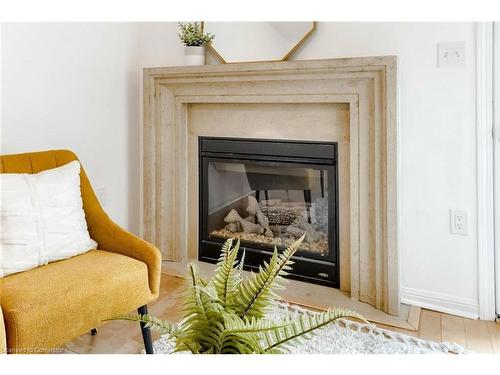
[
  {"left": 450, "top": 209, "right": 468, "bottom": 235},
  {"left": 96, "top": 186, "right": 107, "bottom": 207},
  {"left": 438, "top": 41, "right": 466, "bottom": 68}
]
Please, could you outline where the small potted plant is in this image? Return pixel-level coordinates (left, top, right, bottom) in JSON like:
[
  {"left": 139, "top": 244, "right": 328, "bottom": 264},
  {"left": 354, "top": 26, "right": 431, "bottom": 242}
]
[{"left": 178, "top": 22, "right": 215, "bottom": 66}]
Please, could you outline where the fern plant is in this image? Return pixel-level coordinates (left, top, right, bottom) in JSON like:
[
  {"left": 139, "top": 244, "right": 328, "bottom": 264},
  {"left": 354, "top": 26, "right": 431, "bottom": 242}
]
[{"left": 117, "top": 236, "right": 367, "bottom": 354}]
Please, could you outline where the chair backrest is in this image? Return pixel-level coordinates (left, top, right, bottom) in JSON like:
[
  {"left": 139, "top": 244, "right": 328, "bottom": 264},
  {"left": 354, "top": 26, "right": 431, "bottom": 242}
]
[
  {"left": 0, "top": 150, "right": 102, "bottom": 236},
  {"left": 1, "top": 149, "right": 80, "bottom": 174}
]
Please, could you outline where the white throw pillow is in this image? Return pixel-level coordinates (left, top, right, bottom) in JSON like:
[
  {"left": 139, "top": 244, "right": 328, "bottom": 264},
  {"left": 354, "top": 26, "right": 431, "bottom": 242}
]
[{"left": 0, "top": 160, "right": 97, "bottom": 277}]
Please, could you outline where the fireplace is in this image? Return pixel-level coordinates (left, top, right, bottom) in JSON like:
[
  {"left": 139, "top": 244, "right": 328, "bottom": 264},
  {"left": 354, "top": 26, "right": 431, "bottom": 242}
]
[
  {"left": 198, "top": 137, "right": 339, "bottom": 287},
  {"left": 144, "top": 58, "right": 400, "bottom": 315}
]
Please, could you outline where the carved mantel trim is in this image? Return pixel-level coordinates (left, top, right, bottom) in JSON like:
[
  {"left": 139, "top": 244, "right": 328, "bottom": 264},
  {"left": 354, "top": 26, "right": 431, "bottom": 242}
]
[{"left": 143, "top": 57, "right": 399, "bottom": 315}]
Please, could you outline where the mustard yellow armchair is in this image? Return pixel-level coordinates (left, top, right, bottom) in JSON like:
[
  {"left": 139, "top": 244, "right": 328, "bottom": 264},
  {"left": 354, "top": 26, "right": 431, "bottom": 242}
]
[{"left": 0, "top": 150, "right": 161, "bottom": 354}]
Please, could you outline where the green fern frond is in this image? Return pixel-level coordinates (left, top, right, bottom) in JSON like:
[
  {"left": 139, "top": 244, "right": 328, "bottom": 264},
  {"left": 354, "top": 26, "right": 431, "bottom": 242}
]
[
  {"left": 107, "top": 313, "right": 178, "bottom": 337},
  {"left": 211, "top": 239, "right": 241, "bottom": 307},
  {"left": 112, "top": 236, "right": 368, "bottom": 354},
  {"left": 262, "top": 308, "right": 368, "bottom": 353},
  {"left": 222, "top": 311, "right": 293, "bottom": 335},
  {"left": 236, "top": 235, "right": 305, "bottom": 319},
  {"left": 236, "top": 249, "right": 246, "bottom": 275},
  {"left": 179, "top": 262, "right": 225, "bottom": 353},
  {"left": 223, "top": 249, "right": 246, "bottom": 313},
  {"left": 220, "top": 333, "right": 262, "bottom": 354}
]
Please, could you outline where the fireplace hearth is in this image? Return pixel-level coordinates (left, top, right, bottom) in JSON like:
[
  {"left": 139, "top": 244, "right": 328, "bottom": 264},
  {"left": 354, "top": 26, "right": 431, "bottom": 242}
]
[{"left": 199, "top": 137, "right": 339, "bottom": 287}]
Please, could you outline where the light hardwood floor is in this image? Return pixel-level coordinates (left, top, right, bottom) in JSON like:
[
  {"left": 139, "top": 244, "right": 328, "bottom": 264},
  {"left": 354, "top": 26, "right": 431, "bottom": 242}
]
[
  {"left": 63, "top": 274, "right": 500, "bottom": 354},
  {"left": 377, "top": 309, "right": 500, "bottom": 353}
]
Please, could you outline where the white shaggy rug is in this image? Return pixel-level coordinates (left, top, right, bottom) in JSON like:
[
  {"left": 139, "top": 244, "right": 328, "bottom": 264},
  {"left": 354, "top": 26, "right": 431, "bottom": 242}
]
[{"left": 151, "top": 303, "right": 465, "bottom": 354}]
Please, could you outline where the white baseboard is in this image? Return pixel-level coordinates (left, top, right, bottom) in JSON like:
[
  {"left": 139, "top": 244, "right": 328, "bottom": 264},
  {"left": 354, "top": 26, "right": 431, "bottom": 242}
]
[{"left": 401, "top": 287, "right": 479, "bottom": 320}]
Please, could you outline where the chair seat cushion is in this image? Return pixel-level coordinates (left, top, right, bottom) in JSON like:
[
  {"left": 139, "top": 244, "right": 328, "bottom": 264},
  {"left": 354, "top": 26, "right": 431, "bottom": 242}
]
[{"left": 1, "top": 250, "right": 154, "bottom": 351}]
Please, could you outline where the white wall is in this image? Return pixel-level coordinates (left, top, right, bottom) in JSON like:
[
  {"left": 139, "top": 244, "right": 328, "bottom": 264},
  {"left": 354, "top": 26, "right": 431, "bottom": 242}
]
[
  {"left": 1, "top": 22, "right": 184, "bottom": 234},
  {"left": 294, "top": 22, "right": 478, "bottom": 317},
  {"left": 1, "top": 22, "right": 479, "bottom": 318}
]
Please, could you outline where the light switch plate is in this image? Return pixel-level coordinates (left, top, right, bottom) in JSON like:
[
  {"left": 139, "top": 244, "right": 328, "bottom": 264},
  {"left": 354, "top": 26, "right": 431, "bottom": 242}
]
[{"left": 438, "top": 41, "right": 466, "bottom": 68}]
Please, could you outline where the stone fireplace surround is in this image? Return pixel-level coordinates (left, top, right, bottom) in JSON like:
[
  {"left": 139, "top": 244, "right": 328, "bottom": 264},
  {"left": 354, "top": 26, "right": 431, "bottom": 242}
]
[{"left": 143, "top": 57, "right": 399, "bottom": 316}]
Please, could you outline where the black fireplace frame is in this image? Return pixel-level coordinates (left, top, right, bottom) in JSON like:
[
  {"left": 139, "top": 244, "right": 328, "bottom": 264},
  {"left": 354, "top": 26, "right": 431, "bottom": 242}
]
[{"left": 198, "top": 137, "right": 340, "bottom": 288}]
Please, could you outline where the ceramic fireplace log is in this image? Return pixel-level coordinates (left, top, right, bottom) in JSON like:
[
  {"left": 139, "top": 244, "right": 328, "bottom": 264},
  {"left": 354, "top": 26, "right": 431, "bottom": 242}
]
[
  {"left": 223, "top": 222, "right": 242, "bottom": 233},
  {"left": 246, "top": 196, "right": 274, "bottom": 238},
  {"left": 287, "top": 217, "right": 323, "bottom": 244},
  {"left": 224, "top": 209, "right": 264, "bottom": 235}
]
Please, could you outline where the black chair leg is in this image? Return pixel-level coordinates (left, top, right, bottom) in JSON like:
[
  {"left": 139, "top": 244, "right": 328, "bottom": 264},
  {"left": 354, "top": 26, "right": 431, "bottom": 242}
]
[
  {"left": 90, "top": 328, "right": 97, "bottom": 336},
  {"left": 138, "top": 305, "right": 154, "bottom": 354}
]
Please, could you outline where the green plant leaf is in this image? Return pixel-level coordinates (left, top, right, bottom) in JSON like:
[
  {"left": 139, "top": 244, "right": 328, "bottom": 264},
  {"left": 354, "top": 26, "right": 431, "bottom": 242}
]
[
  {"left": 262, "top": 308, "right": 368, "bottom": 353},
  {"left": 178, "top": 22, "right": 215, "bottom": 46},
  {"left": 211, "top": 239, "right": 241, "bottom": 308},
  {"left": 178, "top": 262, "right": 225, "bottom": 353},
  {"left": 112, "top": 235, "right": 368, "bottom": 354},
  {"left": 106, "top": 313, "right": 177, "bottom": 338},
  {"left": 236, "top": 235, "right": 305, "bottom": 319},
  {"left": 222, "top": 311, "right": 293, "bottom": 335}
]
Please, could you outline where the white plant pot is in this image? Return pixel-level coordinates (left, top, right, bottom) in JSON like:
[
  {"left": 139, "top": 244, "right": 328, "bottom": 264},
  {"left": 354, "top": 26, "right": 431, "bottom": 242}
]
[{"left": 184, "top": 46, "right": 205, "bottom": 66}]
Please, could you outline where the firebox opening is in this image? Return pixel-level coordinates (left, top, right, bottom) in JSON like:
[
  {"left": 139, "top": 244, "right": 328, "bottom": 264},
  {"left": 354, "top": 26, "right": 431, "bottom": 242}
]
[{"left": 199, "top": 137, "right": 339, "bottom": 287}]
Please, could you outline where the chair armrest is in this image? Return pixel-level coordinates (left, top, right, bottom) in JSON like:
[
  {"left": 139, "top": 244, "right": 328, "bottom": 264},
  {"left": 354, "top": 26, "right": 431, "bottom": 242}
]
[
  {"left": 87, "top": 210, "right": 162, "bottom": 296},
  {"left": 0, "top": 305, "right": 6, "bottom": 354}
]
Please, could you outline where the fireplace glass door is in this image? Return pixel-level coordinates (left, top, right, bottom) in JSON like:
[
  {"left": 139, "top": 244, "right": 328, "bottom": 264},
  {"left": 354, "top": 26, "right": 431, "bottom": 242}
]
[
  {"left": 199, "top": 137, "right": 339, "bottom": 287},
  {"left": 207, "top": 160, "right": 331, "bottom": 257}
]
